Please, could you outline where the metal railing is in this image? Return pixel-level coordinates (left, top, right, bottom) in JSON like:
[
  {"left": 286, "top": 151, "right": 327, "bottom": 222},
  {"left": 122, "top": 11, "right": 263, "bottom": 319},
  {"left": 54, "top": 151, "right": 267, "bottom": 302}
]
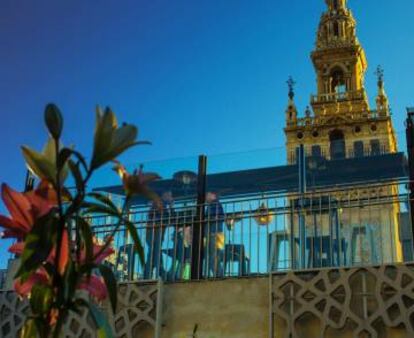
[
  {"left": 90, "top": 179, "right": 413, "bottom": 282},
  {"left": 286, "top": 108, "right": 389, "bottom": 129},
  {"left": 310, "top": 89, "right": 366, "bottom": 104}
]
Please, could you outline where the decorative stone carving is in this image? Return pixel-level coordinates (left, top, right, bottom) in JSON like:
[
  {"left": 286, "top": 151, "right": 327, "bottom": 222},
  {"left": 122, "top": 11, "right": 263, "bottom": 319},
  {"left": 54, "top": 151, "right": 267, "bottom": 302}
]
[
  {"left": 271, "top": 264, "right": 414, "bottom": 337},
  {"left": 0, "top": 281, "right": 162, "bottom": 338},
  {"left": 112, "top": 281, "right": 162, "bottom": 338}
]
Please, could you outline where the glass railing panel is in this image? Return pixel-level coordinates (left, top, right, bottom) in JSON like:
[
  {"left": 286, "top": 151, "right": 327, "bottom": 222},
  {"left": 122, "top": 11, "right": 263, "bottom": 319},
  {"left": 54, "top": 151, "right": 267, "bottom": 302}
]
[{"left": 78, "top": 144, "right": 412, "bottom": 283}]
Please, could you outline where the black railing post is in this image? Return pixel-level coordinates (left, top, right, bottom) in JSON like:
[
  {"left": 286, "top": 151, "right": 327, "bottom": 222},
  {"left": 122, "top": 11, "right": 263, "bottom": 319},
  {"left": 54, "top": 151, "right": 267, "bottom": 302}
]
[
  {"left": 405, "top": 109, "right": 414, "bottom": 251},
  {"left": 191, "top": 155, "right": 207, "bottom": 280},
  {"left": 298, "top": 145, "right": 307, "bottom": 269}
]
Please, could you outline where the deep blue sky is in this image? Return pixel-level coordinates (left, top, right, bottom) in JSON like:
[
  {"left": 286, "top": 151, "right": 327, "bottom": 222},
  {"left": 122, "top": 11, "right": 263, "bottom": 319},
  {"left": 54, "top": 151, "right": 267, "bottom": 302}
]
[{"left": 1, "top": 0, "right": 413, "bottom": 268}]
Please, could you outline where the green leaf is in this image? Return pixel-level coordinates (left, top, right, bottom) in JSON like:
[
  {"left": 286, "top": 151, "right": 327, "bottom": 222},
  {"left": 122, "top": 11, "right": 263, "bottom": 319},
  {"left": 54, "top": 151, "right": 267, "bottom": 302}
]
[
  {"left": 62, "top": 259, "right": 77, "bottom": 304},
  {"left": 125, "top": 219, "right": 144, "bottom": 266},
  {"left": 44, "top": 103, "right": 63, "bottom": 139},
  {"left": 15, "top": 212, "right": 57, "bottom": 279},
  {"left": 87, "top": 192, "right": 119, "bottom": 214},
  {"left": 77, "top": 217, "right": 94, "bottom": 264},
  {"left": 21, "top": 146, "right": 56, "bottom": 183},
  {"left": 98, "top": 265, "right": 117, "bottom": 313},
  {"left": 82, "top": 202, "right": 120, "bottom": 217},
  {"left": 57, "top": 148, "right": 72, "bottom": 170},
  {"left": 69, "top": 149, "right": 89, "bottom": 172},
  {"left": 88, "top": 302, "right": 115, "bottom": 338},
  {"left": 34, "top": 318, "right": 48, "bottom": 338},
  {"left": 30, "top": 284, "right": 53, "bottom": 315},
  {"left": 68, "top": 159, "right": 84, "bottom": 192},
  {"left": 20, "top": 318, "right": 39, "bottom": 338}
]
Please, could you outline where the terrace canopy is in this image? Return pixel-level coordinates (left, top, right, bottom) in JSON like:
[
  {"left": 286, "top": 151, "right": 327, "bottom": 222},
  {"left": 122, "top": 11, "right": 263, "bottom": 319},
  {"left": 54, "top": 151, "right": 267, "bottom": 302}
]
[{"left": 94, "top": 152, "right": 407, "bottom": 204}]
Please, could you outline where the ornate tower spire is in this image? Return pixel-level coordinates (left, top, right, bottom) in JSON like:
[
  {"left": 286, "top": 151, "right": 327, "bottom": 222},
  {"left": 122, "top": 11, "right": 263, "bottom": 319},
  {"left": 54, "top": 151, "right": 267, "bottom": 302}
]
[
  {"left": 285, "top": 76, "right": 297, "bottom": 125},
  {"left": 317, "top": 0, "right": 356, "bottom": 49},
  {"left": 311, "top": 0, "right": 368, "bottom": 116}
]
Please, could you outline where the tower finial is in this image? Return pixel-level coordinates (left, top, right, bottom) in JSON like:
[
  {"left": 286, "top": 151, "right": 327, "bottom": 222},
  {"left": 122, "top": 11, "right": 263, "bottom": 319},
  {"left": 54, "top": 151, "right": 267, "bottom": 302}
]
[
  {"left": 287, "top": 76, "right": 296, "bottom": 100},
  {"left": 325, "top": 0, "right": 347, "bottom": 10},
  {"left": 375, "top": 65, "right": 389, "bottom": 113},
  {"left": 375, "top": 65, "right": 384, "bottom": 88},
  {"left": 285, "top": 76, "right": 297, "bottom": 124}
]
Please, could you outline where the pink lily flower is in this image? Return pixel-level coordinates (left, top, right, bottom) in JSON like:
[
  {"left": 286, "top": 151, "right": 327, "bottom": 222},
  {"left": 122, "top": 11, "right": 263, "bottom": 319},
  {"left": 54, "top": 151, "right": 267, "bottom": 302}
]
[
  {"left": 112, "top": 161, "right": 161, "bottom": 205},
  {"left": 0, "top": 182, "right": 57, "bottom": 239},
  {"left": 14, "top": 269, "right": 49, "bottom": 297},
  {"left": 0, "top": 182, "right": 69, "bottom": 297}
]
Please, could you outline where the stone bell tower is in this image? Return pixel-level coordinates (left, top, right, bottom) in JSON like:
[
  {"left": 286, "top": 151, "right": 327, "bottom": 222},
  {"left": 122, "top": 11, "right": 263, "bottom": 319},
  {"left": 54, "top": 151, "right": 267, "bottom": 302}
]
[
  {"left": 285, "top": 0, "right": 397, "bottom": 164},
  {"left": 311, "top": 0, "right": 369, "bottom": 116},
  {"left": 283, "top": 0, "right": 402, "bottom": 265}
]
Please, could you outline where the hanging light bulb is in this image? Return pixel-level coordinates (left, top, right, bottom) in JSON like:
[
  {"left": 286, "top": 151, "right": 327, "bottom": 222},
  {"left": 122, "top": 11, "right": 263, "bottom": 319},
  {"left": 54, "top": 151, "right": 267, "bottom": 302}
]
[
  {"left": 173, "top": 170, "right": 197, "bottom": 185},
  {"left": 254, "top": 203, "right": 273, "bottom": 226}
]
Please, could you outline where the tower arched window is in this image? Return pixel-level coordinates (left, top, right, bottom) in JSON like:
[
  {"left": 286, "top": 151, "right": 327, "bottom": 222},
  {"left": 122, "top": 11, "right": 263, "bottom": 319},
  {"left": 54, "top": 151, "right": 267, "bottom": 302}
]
[
  {"left": 333, "top": 0, "right": 338, "bottom": 9},
  {"left": 330, "top": 67, "right": 347, "bottom": 94}
]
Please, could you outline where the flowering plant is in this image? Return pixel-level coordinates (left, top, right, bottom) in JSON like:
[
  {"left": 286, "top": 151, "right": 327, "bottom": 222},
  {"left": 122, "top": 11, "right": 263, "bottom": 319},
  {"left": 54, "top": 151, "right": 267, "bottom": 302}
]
[{"left": 0, "top": 104, "right": 159, "bottom": 338}]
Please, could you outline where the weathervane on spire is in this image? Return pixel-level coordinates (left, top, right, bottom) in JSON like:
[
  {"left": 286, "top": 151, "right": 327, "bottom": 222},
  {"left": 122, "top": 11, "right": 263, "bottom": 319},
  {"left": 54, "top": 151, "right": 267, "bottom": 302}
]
[{"left": 287, "top": 76, "right": 296, "bottom": 100}]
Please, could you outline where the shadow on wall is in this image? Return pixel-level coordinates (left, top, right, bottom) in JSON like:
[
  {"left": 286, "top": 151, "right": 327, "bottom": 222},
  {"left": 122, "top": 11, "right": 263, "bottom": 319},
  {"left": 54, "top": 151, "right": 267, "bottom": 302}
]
[{"left": 132, "top": 322, "right": 154, "bottom": 338}]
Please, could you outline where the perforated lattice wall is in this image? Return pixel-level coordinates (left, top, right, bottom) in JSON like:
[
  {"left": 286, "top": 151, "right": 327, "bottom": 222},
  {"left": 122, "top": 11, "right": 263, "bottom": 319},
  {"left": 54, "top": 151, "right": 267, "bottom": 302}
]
[
  {"left": 271, "top": 264, "right": 414, "bottom": 338},
  {"left": 0, "top": 281, "right": 162, "bottom": 338}
]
